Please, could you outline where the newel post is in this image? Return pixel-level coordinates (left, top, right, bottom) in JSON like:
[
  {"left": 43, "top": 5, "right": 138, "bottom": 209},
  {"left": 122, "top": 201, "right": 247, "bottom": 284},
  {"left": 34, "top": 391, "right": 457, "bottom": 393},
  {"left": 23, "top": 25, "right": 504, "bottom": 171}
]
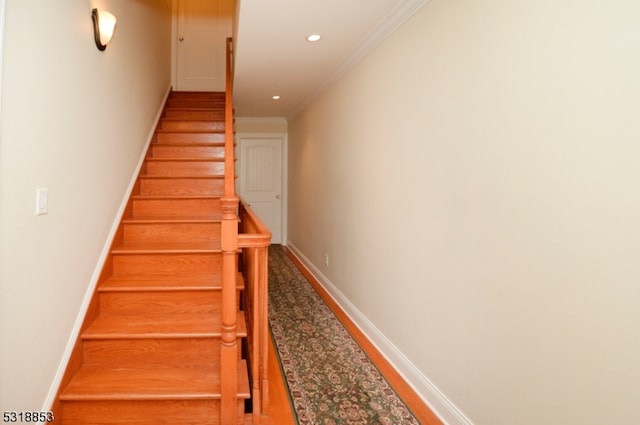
[{"left": 220, "top": 196, "right": 240, "bottom": 424}]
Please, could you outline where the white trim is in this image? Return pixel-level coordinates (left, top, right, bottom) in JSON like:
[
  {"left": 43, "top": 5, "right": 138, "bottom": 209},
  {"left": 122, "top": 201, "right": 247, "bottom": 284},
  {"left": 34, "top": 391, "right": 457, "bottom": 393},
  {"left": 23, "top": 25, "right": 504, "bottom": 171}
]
[
  {"left": 286, "top": 241, "right": 474, "bottom": 425},
  {"left": 170, "top": 0, "right": 178, "bottom": 89},
  {"left": 287, "top": 0, "right": 430, "bottom": 120},
  {"left": 282, "top": 132, "right": 288, "bottom": 246},
  {"left": 235, "top": 117, "right": 288, "bottom": 126},
  {"left": 43, "top": 85, "right": 172, "bottom": 411},
  {"left": 0, "top": 0, "right": 6, "bottom": 141}
]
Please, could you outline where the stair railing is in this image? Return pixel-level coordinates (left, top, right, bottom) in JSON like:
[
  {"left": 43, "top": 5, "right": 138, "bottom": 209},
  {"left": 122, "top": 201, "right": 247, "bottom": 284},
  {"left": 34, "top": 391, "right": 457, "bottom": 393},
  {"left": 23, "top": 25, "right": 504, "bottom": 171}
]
[
  {"left": 223, "top": 36, "right": 272, "bottom": 424},
  {"left": 220, "top": 36, "right": 241, "bottom": 424},
  {"left": 238, "top": 201, "right": 272, "bottom": 423},
  {"left": 224, "top": 37, "right": 235, "bottom": 198}
]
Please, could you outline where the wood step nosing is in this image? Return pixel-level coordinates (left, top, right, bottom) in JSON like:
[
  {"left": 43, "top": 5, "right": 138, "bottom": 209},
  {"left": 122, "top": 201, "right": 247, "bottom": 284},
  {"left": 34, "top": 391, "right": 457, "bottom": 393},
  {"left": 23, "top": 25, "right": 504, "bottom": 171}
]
[
  {"left": 164, "top": 106, "right": 225, "bottom": 111},
  {"left": 155, "top": 129, "right": 226, "bottom": 134},
  {"left": 121, "top": 216, "right": 227, "bottom": 222},
  {"left": 138, "top": 176, "right": 226, "bottom": 181},
  {"left": 97, "top": 285, "right": 244, "bottom": 293},
  {"left": 131, "top": 195, "right": 223, "bottom": 200},
  {"left": 81, "top": 312, "right": 248, "bottom": 340},
  {"left": 151, "top": 141, "right": 226, "bottom": 147},
  {"left": 60, "top": 393, "right": 224, "bottom": 402},
  {"left": 161, "top": 118, "right": 225, "bottom": 122},
  {"left": 111, "top": 248, "right": 223, "bottom": 255},
  {"left": 60, "top": 360, "right": 250, "bottom": 401},
  {"left": 122, "top": 217, "right": 223, "bottom": 224},
  {"left": 81, "top": 331, "right": 244, "bottom": 339},
  {"left": 99, "top": 275, "right": 244, "bottom": 293},
  {"left": 145, "top": 158, "right": 226, "bottom": 162},
  {"left": 98, "top": 286, "right": 223, "bottom": 293},
  {"left": 139, "top": 175, "right": 225, "bottom": 179}
]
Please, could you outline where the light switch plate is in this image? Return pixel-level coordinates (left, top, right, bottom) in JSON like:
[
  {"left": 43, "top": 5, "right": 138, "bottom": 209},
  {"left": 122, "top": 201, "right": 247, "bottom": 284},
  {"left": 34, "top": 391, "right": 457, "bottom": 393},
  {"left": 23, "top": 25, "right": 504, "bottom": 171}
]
[{"left": 36, "top": 188, "right": 48, "bottom": 215}]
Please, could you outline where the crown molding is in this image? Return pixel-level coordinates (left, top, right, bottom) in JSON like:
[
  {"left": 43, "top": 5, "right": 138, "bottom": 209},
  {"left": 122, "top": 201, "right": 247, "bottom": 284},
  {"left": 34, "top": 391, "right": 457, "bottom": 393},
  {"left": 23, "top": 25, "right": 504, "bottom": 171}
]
[{"left": 288, "top": 0, "right": 430, "bottom": 120}]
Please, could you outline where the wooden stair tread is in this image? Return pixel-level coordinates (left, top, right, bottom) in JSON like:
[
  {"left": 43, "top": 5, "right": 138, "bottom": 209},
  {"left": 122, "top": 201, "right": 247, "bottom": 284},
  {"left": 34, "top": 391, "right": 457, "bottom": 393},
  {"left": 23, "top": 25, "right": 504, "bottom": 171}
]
[
  {"left": 166, "top": 102, "right": 224, "bottom": 106},
  {"left": 155, "top": 129, "right": 225, "bottom": 134},
  {"left": 140, "top": 174, "right": 226, "bottom": 179},
  {"left": 122, "top": 215, "right": 223, "bottom": 223},
  {"left": 101, "top": 272, "right": 244, "bottom": 291},
  {"left": 83, "top": 312, "right": 247, "bottom": 339},
  {"left": 60, "top": 360, "right": 250, "bottom": 401},
  {"left": 131, "top": 194, "right": 222, "bottom": 200},
  {"left": 112, "top": 241, "right": 222, "bottom": 254},
  {"left": 139, "top": 175, "right": 224, "bottom": 180},
  {"left": 134, "top": 174, "right": 224, "bottom": 180},
  {"left": 166, "top": 100, "right": 225, "bottom": 103},
  {"left": 58, "top": 87, "right": 254, "bottom": 423},
  {"left": 164, "top": 107, "right": 225, "bottom": 112},
  {"left": 170, "top": 91, "right": 225, "bottom": 96},
  {"left": 151, "top": 141, "right": 226, "bottom": 147},
  {"left": 146, "top": 157, "right": 225, "bottom": 162},
  {"left": 154, "top": 135, "right": 226, "bottom": 143},
  {"left": 127, "top": 215, "right": 234, "bottom": 222},
  {"left": 150, "top": 141, "right": 233, "bottom": 147},
  {"left": 139, "top": 175, "right": 226, "bottom": 179},
  {"left": 162, "top": 116, "right": 224, "bottom": 123}
]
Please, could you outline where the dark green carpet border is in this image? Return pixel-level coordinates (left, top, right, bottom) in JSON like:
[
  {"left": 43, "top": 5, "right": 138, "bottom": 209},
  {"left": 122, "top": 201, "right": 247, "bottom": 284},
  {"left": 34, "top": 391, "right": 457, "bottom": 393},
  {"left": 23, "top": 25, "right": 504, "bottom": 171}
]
[{"left": 268, "top": 245, "right": 421, "bottom": 424}]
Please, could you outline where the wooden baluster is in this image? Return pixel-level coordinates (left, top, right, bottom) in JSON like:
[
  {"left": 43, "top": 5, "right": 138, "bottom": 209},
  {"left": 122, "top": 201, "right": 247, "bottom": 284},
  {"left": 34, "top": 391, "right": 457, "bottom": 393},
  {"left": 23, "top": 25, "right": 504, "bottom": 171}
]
[
  {"left": 258, "top": 245, "right": 270, "bottom": 414},
  {"left": 251, "top": 247, "right": 262, "bottom": 423},
  {"left": 238, "top": 203, "right": 272, "bottom": 424}
]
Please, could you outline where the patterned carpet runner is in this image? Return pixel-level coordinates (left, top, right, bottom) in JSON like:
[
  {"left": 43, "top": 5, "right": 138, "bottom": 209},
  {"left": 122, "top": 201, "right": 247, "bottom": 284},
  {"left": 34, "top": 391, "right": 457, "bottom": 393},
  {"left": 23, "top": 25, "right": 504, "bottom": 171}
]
[{"left": 268, "top": 245, "right": 421, "bottom": 425}]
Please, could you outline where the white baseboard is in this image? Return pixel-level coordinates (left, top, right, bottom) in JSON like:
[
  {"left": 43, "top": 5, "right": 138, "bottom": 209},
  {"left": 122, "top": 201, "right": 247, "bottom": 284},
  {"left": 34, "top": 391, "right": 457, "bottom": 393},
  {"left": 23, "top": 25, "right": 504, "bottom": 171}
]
[
  {"left": 286, "top": 242, "right": 474, "bottom": 425},
  {"left": 43, "top": 85, "right": 172, "bottom": 410}
]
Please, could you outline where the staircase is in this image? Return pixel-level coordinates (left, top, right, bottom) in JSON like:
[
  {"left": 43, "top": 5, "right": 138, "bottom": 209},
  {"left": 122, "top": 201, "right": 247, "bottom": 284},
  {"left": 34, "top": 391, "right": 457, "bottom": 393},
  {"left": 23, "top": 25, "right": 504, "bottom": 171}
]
[{"left": 57, "top": 91, "right": 251, "bottom": 424}]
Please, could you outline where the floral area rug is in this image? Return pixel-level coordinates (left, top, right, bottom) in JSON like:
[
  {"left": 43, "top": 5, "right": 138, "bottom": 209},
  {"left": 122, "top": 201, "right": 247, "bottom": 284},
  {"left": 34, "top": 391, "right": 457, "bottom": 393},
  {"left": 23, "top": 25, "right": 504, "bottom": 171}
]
[{"left": 268, "top": 245, "right": 421, "bottom": 425}]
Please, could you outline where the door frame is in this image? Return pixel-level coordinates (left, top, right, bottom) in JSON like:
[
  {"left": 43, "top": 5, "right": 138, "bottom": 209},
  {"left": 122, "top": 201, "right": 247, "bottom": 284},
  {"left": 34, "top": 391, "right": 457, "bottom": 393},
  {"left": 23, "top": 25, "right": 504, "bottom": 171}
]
[
  {"left": 170, "top": 0, "right": 178, "bottom": 89},
  {"left": 0, "top": 0, "right": 5, "bottom": 116},
  {"left": 170, "top": 0, "right": 232, "bottom": 91},
  {"left": 236, "top": 132, "right": 288, "bottom": 246}
]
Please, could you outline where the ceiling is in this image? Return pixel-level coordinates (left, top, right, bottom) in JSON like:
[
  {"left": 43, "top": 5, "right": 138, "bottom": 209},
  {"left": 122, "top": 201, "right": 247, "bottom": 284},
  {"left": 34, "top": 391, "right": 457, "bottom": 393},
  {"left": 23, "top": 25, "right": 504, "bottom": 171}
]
[{"left": 232, "top": 0, "right": 428, "bottom": 119}]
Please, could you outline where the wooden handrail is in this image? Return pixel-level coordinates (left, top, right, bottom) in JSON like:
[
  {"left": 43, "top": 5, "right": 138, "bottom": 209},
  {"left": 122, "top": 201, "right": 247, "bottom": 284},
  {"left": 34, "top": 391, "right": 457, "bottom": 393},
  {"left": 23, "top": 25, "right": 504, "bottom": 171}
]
[
  {"left": 238, "top": 200, "right": 272, "bottom": 247},
  {"left": 224, "top": 37, "right": 235, "bottom": 198},
  {"left": 220, "top": 37, "right": 240, "bottom": 424},
  {"left": 223, "top": 37, "right": 272, "bottom": 424}
]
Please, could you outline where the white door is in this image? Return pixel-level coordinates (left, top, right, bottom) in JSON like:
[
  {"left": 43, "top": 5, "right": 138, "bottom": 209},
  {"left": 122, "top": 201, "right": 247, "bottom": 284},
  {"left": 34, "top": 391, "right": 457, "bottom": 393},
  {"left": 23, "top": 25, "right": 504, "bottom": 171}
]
[
  {"left": 175, "top": 0, "right": 234, "bottom": 91},
  {"left": 239, "top": 138, "right": 283, "bottom": 244}
]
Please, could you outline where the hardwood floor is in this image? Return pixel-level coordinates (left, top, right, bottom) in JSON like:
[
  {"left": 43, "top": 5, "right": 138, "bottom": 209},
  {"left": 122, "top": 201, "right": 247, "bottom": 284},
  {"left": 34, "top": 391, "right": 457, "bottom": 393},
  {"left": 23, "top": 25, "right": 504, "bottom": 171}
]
[{"left": 263, "top": 336, "right": 296, "bottom": 425}]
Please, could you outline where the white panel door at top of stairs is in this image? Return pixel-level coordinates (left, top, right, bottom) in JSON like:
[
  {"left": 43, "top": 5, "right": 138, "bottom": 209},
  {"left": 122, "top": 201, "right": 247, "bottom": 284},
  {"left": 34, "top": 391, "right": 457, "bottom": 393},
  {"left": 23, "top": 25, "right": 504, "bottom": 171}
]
[{"left": 175, "top": 0, "right": 234, "bottom": 92}]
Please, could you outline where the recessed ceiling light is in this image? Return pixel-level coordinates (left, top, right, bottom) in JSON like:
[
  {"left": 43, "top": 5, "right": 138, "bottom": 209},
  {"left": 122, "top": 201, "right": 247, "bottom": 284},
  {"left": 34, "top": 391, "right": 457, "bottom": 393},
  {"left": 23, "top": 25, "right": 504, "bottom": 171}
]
[
  {"left": 272, "top": 95, "right": 281, "bottom": 100},
  {"left": 306, "top": 34, "right": 322, "bottom": 42}
]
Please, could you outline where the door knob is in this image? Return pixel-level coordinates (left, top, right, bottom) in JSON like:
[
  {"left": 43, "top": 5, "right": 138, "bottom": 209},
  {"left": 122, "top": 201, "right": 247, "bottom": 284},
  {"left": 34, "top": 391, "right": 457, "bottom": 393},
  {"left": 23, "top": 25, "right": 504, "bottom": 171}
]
[
  {"left": 276, "top": 194, "right": 281, "bottom": 199},
  {"left": 178, "top": 37, "right": 184, "bottom": 42}
]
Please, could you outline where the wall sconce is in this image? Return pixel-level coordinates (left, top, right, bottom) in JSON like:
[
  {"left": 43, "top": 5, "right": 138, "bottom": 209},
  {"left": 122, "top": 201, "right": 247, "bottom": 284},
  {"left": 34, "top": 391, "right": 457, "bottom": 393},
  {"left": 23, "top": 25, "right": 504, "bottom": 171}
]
[{"left": 92, "top": 8, "right": 117, "bottom": 51}]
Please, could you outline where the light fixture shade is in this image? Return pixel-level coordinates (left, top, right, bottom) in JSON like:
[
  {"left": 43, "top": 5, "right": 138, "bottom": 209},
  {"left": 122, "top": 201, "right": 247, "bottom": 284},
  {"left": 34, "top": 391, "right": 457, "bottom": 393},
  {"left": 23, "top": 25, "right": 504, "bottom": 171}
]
[{"left": 92, "top": 8, "right": 117, "bottom": 51}]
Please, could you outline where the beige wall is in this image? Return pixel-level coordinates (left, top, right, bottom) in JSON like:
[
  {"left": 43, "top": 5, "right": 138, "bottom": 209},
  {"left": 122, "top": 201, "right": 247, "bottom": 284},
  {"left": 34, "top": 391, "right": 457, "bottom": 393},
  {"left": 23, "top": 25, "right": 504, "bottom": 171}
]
[
  {"left": 0, "top": 0, "right": 172, "bottom": 410},
  {"left": 288, "top": 1, "right": 640, "bottom": 424}
]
